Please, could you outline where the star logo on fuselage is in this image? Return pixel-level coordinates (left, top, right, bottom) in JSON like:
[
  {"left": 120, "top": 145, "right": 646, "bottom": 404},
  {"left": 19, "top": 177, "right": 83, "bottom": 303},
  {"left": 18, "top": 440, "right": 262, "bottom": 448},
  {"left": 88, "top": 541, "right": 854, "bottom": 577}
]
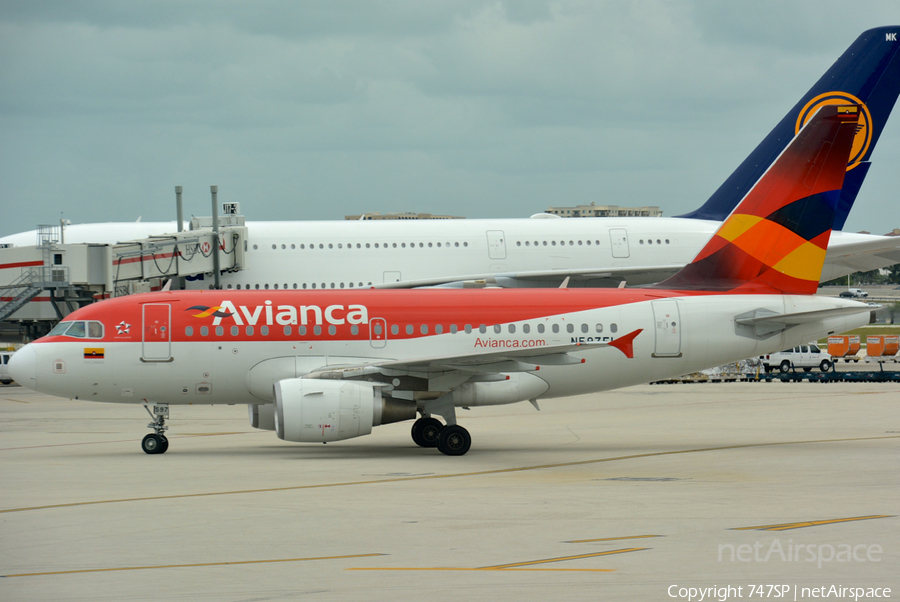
[{"left": 116, "top": 321, "right": 131, "bottom": 335}]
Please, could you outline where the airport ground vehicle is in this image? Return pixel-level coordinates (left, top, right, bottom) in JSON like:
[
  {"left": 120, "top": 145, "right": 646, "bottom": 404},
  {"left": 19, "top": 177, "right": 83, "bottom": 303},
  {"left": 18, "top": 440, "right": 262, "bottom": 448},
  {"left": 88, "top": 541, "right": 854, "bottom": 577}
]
[
  {"left": 0, "top": 350, "right": 15, "bottom": 384},
  {"left": 839, "top": 288, "right": 869, "bottom": 298},
  {"left": 761, "top": 344, "right": 833, "bottom": 373}
]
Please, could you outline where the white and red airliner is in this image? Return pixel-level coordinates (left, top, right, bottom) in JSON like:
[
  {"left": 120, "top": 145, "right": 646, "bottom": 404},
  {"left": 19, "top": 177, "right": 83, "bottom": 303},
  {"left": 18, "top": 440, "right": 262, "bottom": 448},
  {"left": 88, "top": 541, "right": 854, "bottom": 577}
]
[{"left": 9, "top": 105, "right": 873, "bottom": 455}]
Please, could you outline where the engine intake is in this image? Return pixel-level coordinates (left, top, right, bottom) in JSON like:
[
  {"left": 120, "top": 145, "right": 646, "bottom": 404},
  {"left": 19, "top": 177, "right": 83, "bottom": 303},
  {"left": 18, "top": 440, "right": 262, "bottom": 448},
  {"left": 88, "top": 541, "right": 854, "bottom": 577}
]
[{"left": 274, "top": 379, "right": 416, "bottom": 443}]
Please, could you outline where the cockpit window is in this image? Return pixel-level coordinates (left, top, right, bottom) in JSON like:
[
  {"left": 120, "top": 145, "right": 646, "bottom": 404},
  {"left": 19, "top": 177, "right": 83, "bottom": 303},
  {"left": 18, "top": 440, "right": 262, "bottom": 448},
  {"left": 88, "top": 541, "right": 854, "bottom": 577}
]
[
  {"left": 47, "top": 320, "right": 104, "bottom": 339},
  {"left": 64, "top": 322, "right": 86, "bottom": 338},
  {"left": 48, "top": 322, "right": 71, "bottom": 336}
]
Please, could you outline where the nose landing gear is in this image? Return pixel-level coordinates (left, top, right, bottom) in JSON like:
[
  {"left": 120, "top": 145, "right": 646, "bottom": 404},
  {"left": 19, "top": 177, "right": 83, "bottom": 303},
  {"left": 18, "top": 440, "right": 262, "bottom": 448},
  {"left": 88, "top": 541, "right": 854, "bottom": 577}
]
[{"left": 142, "top": 404, "right": 169, "bottom": 454}]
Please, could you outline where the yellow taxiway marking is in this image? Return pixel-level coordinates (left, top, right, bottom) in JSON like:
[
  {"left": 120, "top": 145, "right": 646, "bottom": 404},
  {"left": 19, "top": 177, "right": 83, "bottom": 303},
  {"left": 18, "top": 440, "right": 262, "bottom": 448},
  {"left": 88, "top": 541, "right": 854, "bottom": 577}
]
[
  {"left": 1, "top": 398, "right": 29, "bottom": 404},
  {"left": 348, "top": 548, "right": 645, "bottom": 572},
  {"left": 732, "top": 515, "right": 895, "bottom": 531},
  {"left": 3, "top": 434, "right": 898, "bottom": 515},
  {"left": 1, "top": 553, "right": 386, "bottom": 579},
  {"left": 566, "top": 534, "right": 663, "bottom": 543}
]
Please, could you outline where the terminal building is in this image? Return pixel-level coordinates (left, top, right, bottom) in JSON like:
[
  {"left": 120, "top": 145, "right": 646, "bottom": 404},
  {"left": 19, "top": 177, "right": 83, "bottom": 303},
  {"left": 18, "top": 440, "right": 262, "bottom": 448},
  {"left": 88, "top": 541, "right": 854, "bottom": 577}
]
[{"left": 544, "top": 203, "right": 663, "bottom": 218}]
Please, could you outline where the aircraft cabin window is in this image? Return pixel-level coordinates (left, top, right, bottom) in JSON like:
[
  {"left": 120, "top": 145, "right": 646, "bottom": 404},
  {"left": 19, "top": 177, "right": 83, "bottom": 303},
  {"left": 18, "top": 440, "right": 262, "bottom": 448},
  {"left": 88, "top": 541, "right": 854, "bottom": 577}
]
[
  {"left": 298, "top": 326, "right": 306, "bottom": 335},
  {"left": 552, "top": 241, "right": 556, "bottom": 246},
  {"left": 435, "top": 324, "right": 443, "bottom": 334},
  {"left": 366, "top": 243, "right": 370, "bottom": 248},
  {"left": 253, "top": 244, "right": 258, "bottom": 250},
  {"left": 450, "top": 324, "right": 458, "bottom": 334},
  {"left": 552, "top": 324, "right": 560, "bottom": 333},
  {"left": 373, "top": 324, "right": 382, "bottom": 335},
  {"left": 567, "top": 324, "right": 574, "bottom": 333},
  {"left": 587, "top": 240, "right": 592, "bottom": 245},
  {"left": 596, "top": 324, "right": 603, "bottom": 333},
  {"left": 666, "top": 239, "right": 670, "bottom": 244},
  {"left": 581, "top": 324, "right": 589, "bottom": 333},
  {"left": 281, "top": 244, "right": 286, "bottom": 249},
  {"left": 185, "top": 326, "right": 193, "bottom": 337},
  {"left": 610, "top": 324, "right": 617, "bottom": 333},
  {"left": 493, "top": 324, "right": 501, "bottom": 334},
  {"left": 227, "top": 284, "right": 233, "bottom": 289},
  {"left": 421, "top": 325, "right": 428, "bottom": 334},
  {"left": 314, "top": 326, "right": 322, "bottom": 335},
  {"left": 274, "top": 284, "right": 278, "bottom": 289},
  {"left": 428, "top": 243, "right": 433, "bottom": 247},
  {"left": 543, "top": 241, "right": 548, "bottom": 246},
  {"left": 236, "top": 284, "right": 241, "bottom": 289},
  {"left": 329, "top": 325, "right": 336, "bottom": 335},
  {"left": 261, "top": 326, "right": 269, "bottom": 336},
  {"left": 464, "top": 242, "right": 468, "bottom": 247},
  {"left": 216, "top": 326, "right": 224, "bottom": 336},
  {"left": 201, "top": 326, "right": 208, "bottom": 336},
  {"left": 523, "top": 324, "right": 530, "bottom": 333},
  {"left": 537, "top": 324, "right": 545, "bottom": 333},
  {"left": 293, "top": 284, "right": 297, "bottom": 289},
  {"left": 509, "top": 324, "right": 516, "bottom": 334},
  {"left": 406, "top": 324, "right": 414, "bottom": 335},
  {"left": 255, "top": 284, "right": 260, "bottom": 290},
  {"left": 351, "top": 325, "right": 359, "bottom": 335},
  {"left": 578, "top": 240, "right": 582, "bottom": 245},
  {"left": 231, "top": 326, "right": 238, "bottom": 336},
  {"left": 479, "top": 325, "right": 487, "bottom": 334},
  {"left": 283, "top": 326, "right": 291, "bottom": 336},
  {"left": 247, "top": 326, "right": 255, "bottom": 336},
  {"left": 402, "top": 243, "right": 406, "bottom": 248},
  {"left": 464, "top": 324, "right": 472, "bottom": 334},
  {"left": 391, "top": 325, "right": 399, "bottom": 335},
  {"left": 291, "top": 244, "right": 295, "bottom": 249},
  {"left": 340, "top": 283, "right": 345, "bottom": 288},
  {"left": 272, "top": 244, "right": 276, "bottom": 249}
]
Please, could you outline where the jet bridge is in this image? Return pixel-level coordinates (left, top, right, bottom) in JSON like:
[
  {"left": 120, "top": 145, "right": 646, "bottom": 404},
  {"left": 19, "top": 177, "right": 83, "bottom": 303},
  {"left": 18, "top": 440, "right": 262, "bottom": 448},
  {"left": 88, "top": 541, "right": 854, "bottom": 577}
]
[{"left": 0, "top": 210, "right": 247, "bottom": 341}]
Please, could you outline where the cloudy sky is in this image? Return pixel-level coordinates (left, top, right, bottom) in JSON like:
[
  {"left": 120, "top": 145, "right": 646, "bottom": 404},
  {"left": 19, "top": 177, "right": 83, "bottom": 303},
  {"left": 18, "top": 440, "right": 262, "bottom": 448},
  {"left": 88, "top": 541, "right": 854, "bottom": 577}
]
[{"left": 1, "top": 1, "right": 898, "bottom": 238}]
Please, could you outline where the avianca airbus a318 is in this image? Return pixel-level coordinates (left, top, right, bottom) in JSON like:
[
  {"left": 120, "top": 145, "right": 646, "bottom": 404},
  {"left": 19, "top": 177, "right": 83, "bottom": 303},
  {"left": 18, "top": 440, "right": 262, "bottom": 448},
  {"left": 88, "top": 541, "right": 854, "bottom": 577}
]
[{"left": 9, "top": 105, "right": 875, "bottom": 455}]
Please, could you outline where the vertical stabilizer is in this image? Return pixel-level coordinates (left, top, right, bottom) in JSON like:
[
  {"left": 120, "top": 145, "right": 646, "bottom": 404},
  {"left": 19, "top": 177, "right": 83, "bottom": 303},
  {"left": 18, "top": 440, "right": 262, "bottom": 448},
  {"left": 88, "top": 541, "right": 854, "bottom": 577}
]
[{"left": 658, "top": 105, "right": 860, "bottom": 294}]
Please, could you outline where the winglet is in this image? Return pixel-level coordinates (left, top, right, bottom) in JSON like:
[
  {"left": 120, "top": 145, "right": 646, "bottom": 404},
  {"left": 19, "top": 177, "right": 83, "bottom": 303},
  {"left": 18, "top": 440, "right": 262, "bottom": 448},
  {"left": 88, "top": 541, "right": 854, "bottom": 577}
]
[{"left": 608, "top": 329, "right": 642, "bottom": 359}]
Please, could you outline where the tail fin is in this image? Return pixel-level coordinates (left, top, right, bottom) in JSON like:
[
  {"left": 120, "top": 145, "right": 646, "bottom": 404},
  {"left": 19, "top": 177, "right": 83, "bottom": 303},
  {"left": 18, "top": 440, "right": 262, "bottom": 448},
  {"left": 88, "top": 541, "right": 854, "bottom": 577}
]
[
  {"left": 657, "top": 105, "right": 860, "bottom": 294},
  {"left": 678, "top": 26, "right": 900, "bottom": 227}
]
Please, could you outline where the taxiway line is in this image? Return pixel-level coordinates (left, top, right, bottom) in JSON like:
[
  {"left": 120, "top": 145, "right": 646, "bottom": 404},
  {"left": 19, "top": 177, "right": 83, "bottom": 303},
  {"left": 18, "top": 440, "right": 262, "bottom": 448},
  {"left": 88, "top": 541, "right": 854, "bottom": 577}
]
[
  {"left": 0, "top": 553, "right": 387, "bottom": 579},
  {"left": 731, "top": 515, "right": 896, "bottom": 531}
]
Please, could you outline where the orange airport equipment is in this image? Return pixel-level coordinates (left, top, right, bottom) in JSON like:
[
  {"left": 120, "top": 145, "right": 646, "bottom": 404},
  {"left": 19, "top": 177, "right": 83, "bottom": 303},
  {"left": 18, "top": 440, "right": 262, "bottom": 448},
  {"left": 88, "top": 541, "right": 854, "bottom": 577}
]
[
  {"left": 866, "top": 335, "right": 900, "bottom": 358},
  {"left": 828, "top": 335, "right": 860, "bottom": 358}
]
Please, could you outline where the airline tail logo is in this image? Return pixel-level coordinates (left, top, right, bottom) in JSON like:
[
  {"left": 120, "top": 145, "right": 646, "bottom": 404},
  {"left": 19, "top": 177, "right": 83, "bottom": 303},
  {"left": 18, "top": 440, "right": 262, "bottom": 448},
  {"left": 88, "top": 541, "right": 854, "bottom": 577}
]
[
  {"left": 187, "top": 305, "right": 234, "bottom": 319},
  {"left": 796, "top": 92, "right": 872, "bottom": 170}
]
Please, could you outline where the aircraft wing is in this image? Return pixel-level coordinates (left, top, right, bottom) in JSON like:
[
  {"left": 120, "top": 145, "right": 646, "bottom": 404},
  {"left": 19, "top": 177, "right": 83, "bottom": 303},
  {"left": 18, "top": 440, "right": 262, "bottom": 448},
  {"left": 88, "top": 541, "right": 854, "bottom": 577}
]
[
  {"left": 305, "top": 330, "right": 642, "bottom": 381},
  {"left": 820, "top": 231, "right": 900, "bottom": 281}
]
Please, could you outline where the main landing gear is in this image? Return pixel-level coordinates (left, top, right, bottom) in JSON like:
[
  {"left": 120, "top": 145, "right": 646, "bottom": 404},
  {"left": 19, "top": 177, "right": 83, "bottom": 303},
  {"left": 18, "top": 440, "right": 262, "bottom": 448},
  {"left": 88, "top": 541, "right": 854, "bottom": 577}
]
[
  {"left": 142, "top": 404, "right": 169, "bottom": 455},
  {"left": 410, "top": 416, "right": 472, "bottom": 456}
]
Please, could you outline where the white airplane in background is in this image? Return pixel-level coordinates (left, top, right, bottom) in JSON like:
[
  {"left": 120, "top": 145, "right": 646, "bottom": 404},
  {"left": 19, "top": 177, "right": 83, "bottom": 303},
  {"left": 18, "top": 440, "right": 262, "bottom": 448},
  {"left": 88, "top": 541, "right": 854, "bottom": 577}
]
[
  {"left": 1, "top": 28, "right": 899, "bottom": 294},
  {"left": 9, "top": 105, "right": 873, "bottom": 455}
]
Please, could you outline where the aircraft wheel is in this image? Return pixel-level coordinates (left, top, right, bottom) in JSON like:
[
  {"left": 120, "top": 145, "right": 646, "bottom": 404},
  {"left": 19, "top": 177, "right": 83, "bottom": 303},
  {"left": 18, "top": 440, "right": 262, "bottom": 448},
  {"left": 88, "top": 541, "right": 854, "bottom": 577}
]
[
  {"left": 411, "top": 417, "right": 443, "bottom": 448},
  {"left": 142, "top": 434, "right": 166, "bottom": 455},
  {"left": 820, "top": 360, "right": 832, "bottom": 372},
  {"left": 437, "top": 425, "right": 471, "bottom": 456},
  {"left": 779, "top": 361, "right": 791, "bottom": 373}
]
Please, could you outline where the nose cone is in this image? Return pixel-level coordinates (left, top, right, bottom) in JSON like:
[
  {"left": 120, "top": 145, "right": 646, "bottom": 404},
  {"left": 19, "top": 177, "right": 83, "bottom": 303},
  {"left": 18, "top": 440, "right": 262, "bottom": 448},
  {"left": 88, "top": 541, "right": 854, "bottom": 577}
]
[{"left": 8, "top": 344, "right": 37, "bottom": 390}]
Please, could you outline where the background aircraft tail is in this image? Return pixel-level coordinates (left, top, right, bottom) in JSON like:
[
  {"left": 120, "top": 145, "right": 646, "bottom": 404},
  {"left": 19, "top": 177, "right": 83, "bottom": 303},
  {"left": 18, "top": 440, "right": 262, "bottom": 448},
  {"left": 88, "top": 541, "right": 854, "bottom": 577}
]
[
  {"left": 677, "top": 26, "right": 900, "bottom": 230},
  {"left": 658, "top": 105, "right": 860, "bottom": 294}
]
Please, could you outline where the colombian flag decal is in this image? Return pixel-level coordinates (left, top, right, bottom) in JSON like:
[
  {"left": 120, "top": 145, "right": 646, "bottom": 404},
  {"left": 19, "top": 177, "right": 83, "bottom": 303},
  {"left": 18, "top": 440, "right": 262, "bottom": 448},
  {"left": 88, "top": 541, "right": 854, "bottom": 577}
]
[{"left": 84, "top": 348, "right": 105, "bottom": 360}]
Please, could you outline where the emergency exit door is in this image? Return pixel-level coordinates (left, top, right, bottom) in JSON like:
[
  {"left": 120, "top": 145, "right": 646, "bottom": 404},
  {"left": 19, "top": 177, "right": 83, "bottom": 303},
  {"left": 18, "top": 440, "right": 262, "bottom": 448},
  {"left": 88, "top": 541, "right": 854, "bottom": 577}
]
[{"left": 142, "top": 303, "right": 172, "bottom": 361}]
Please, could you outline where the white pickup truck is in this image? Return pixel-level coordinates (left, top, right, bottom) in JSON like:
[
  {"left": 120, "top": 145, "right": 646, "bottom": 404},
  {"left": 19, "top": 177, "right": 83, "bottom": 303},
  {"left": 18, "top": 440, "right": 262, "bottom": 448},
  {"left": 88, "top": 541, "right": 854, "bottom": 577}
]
[{"left": 760, "top": 344, "right": 833, "bottom": 373}]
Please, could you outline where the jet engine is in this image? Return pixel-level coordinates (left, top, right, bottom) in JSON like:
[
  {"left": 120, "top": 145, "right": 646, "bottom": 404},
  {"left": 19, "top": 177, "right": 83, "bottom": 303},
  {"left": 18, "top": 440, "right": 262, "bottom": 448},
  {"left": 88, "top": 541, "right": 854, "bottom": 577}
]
[{"left": 274, "top": 379, "right": 416, "bottom": 443}]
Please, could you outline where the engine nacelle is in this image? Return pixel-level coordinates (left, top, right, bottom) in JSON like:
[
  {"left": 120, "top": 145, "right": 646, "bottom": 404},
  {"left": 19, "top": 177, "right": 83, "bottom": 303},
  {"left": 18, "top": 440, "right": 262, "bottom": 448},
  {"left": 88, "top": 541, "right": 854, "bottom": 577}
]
[
  {"left": 274, "top": 379, "right": 416, "bottom": 443},
  {"left": 248, "top": 403, "right": 276, "bottom": 431}
]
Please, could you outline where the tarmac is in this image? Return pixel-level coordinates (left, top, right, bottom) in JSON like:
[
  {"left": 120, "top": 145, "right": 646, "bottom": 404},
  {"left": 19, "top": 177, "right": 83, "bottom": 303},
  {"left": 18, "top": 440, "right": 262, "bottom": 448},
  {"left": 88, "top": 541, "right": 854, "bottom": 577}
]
[{"left": 1, "top": 381, "right": 898, "bottom": 601}]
